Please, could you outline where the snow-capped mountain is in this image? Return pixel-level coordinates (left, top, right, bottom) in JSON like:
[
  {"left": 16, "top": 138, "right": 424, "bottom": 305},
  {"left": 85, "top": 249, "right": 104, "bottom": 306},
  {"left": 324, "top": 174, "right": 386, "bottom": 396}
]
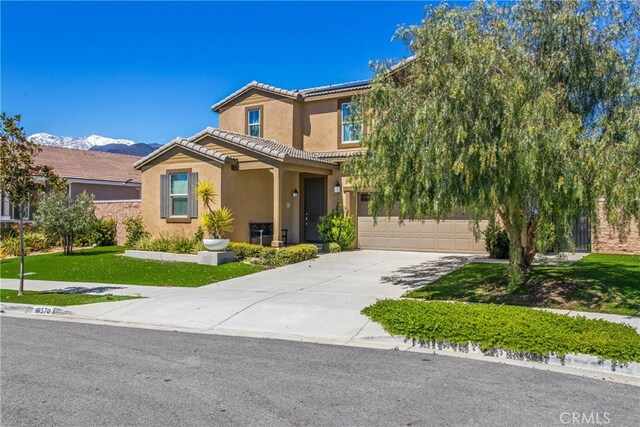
[{"left": 28, "top": 133, "right": 137, "bottom": 150}]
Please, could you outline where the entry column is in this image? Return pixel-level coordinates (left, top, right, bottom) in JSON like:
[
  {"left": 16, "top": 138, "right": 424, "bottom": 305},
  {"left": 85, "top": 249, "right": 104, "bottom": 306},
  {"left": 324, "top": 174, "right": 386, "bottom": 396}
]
[{"left": 270, "top": 167, "right": 283, "bottom": 247}]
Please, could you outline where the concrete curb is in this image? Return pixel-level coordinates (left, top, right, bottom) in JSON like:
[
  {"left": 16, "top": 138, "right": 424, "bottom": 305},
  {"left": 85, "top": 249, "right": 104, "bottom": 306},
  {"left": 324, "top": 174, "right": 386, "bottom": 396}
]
[
  {"left": 1, "top": 303, "right": 73, "bottom": 316},
  {"left": 1, "top": 310, "right": 638, "bottom": 386}
]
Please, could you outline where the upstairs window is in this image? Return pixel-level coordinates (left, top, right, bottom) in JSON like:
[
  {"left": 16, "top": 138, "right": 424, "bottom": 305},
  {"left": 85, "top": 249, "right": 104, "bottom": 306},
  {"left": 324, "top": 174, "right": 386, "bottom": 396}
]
[
  {"left": 340, "top": 101, "right": 362, "bottom": 144},
  {"left": 169, "top": 173, "right": 188, "bottom": 217},
  {"left": 247, "top": 107, "right": 262, "bottom": 137}
]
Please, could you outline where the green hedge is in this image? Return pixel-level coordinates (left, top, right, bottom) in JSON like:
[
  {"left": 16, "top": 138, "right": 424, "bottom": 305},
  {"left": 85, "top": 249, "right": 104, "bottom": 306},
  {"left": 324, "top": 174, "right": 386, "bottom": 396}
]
[
  {"left": 362, "top": 299, "right": 640, "bottom": 364},
  {"left": 134, "top": 235, "right": 205, "bottom": 254},
  {"left": 229, "top": 242, "right": 318, "bottom": 267},
  {"left": 322, "top": 242, "right": 341, "bottom": 253},
  {"left": 228, "top": 242, "right": 264, "bottom": 259}
]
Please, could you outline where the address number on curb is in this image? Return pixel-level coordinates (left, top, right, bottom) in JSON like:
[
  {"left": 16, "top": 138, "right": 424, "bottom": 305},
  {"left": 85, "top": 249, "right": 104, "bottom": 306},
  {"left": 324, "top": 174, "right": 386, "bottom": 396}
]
[{"left": 33, "top": 307, "right": 55, "bottom": 315}]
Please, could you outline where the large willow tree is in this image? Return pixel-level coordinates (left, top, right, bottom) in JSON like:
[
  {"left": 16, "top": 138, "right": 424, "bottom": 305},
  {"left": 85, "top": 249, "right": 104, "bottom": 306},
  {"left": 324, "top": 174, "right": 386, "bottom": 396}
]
[{"left": 348, "top": 0, "right": 639, "bottom": 283}]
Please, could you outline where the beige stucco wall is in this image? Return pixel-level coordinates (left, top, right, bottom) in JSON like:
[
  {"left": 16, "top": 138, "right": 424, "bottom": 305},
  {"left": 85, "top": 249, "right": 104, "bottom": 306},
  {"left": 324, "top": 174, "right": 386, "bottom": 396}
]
[
  {"left": 302, "top": 98, "right": 339, "bottom": 152},
  {"left": 71, "top": 183, "right": 141, "bottom": 201},
  {"left": 140, "top": 148, "right": 222, "bottom": 237},
  {"left": 593, "top": 201, "right": 640, "bottom": 254},
  {"left": 94, "top": 200, "right": 142, "bottom": 245},
  {"left": 218, "top": 90, "right": 297, "bottom": 147},
  {"left": 221, "top": 166, "right": 273, "bottom": 243}
]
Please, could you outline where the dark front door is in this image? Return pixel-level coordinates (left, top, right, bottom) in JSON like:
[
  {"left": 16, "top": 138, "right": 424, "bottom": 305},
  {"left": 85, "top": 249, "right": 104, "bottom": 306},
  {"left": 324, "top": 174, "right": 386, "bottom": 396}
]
[{"left": 304, "top": 177, "right": 325, "bottom": 242}]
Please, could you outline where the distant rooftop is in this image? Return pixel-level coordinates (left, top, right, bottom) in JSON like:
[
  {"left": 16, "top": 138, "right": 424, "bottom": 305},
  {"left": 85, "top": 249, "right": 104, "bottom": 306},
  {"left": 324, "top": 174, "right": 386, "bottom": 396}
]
[{"left": 35, "top": 145, "right": 141, "bottom": 183}]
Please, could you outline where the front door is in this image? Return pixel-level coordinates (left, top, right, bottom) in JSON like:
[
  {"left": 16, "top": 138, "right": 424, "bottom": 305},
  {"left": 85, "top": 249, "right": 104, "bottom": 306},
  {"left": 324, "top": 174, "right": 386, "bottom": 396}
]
[{"left": 304, "top": 177, "right": 325, "bottom": 242}]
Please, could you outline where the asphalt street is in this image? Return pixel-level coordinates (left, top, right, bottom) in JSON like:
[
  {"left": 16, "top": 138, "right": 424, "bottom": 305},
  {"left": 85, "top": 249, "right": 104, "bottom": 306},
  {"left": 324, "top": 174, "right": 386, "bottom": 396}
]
[{"left": 1, "top": 317, "right": 638, "bottom": 426}]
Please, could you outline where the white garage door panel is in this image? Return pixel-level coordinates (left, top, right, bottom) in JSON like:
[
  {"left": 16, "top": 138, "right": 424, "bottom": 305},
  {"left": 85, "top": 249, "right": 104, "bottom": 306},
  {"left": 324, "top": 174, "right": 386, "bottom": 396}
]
[{"left": 357, "top": 217, "right": 487, "bottom": 254}]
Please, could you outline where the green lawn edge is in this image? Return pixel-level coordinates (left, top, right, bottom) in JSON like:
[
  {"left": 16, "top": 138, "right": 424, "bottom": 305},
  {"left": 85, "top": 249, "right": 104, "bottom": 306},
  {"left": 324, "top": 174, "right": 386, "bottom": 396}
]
[
  {"left": 0, "top": 246, "right": 264, "bottom": 287},
  {"left": 0, "top": 289, "right": 140, "bottom": 307},
  {"left": 362, "top": 300, "right": 640, "bottom": 364}
]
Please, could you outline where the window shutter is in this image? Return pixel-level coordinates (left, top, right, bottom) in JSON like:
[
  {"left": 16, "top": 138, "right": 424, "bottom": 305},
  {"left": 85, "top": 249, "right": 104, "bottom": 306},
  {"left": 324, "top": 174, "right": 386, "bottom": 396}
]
[
  {"left": 160, "top": 174, "right": 169, "bottom": 218},
  {"left": 189, "top": 172, "right": 199, "bottom": 218}
]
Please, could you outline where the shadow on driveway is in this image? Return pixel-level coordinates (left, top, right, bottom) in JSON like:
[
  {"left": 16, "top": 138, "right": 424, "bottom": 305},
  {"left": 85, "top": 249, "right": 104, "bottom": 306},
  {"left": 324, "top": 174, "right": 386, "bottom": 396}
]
[{"left": 380, "top": 255, "right": 475, "bottom": 289}]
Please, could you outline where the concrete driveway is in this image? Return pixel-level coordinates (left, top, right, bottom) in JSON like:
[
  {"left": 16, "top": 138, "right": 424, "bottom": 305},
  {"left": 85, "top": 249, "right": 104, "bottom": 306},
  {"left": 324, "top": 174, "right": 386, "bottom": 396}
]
[{"left": 1, "top": 250, "right": 472, "bottom": 343}]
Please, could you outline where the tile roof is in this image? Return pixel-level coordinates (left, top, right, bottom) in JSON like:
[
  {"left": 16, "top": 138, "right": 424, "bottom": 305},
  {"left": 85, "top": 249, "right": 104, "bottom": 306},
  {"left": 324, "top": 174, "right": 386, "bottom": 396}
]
[
  {"left": 312, "top": 150, "right": 364, "bottom": 159},
  {"left": 34, "top": 145, "right": 141, "bottom": 183},
  {"left": 134, "top": 127, "right": 338, "bottom": 169},
  {"left": 133, "top": 138, "right": 236, "bottom": 169},
  {"left": 210, "top": 57, "right": 414, "bottom": 111},
  {"left": 211, "top": 81, "right": 300, "bottom": 111}
]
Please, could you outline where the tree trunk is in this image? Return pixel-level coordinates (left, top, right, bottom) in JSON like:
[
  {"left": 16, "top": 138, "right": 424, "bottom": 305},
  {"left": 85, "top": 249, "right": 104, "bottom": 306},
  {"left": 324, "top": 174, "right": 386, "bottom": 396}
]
[
  {"left": 518, "top": 217, "right": 538, "bottom": 273},
  {"left": 18, "top": 205, "right": 25, "bottom": 296}
]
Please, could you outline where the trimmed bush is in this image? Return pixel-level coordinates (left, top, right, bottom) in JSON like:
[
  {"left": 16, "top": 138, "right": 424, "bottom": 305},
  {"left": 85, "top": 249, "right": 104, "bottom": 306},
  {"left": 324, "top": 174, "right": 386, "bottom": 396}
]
[
  {"left": 258, "top": 244, "right": 318, "bottom": 267},
  {"left": 483, "top": 222, "right": 510, "bottom": 259},
  {"left": 228, "top": 242, "right": 264, "bottom": 260},
  {"left": 318, "top": 204, "right": 356, "bottom": 250},
  {"left": 323, "top": 242, "right": 341, "bottom": 253},
  {"left": 229, "top": 242, "right": 318, "bottom": 267},
  {"left": 362, "top": 299, "right": 640, "bottom": 364},
  {"left": 133, "top": 235, "right": 205, "bottom": 255}
]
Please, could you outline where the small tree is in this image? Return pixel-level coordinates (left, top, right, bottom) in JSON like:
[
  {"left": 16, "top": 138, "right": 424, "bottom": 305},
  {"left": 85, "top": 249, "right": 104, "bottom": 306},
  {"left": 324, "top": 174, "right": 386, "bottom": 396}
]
[
  {"left": 0, "top": 113, "right": 64, "bottom": 295},
  {"left": 34, "top": 191, "right": 97, "bottom": 255}
]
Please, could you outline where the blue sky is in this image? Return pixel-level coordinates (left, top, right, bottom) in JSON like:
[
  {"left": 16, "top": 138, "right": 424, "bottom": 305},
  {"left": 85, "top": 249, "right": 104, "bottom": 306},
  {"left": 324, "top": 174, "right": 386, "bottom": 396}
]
[{"left": 1, "top": 1, "right": 426, "bottom": 144}]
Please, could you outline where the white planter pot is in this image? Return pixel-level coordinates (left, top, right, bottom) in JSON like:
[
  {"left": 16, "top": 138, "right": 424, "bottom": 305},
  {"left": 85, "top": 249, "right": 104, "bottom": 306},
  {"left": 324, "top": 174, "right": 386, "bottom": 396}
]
[{"left": 203, "top": 238, "right": 230, "bottom": 251}]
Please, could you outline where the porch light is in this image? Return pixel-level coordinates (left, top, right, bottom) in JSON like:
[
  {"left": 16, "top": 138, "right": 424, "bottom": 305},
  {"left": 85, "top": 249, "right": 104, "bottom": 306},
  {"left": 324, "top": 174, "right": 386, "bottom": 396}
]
[
  {"left": 292, "top": 188, "right": 299, "bottom": 198},
  {"left": 333, "top": 181, "right": 341, "bottom": 194}
]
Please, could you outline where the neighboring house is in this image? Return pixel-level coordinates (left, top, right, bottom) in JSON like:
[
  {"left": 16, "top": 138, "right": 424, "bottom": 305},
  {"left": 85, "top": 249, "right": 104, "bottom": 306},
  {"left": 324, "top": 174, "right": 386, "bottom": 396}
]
[
  {"left": 133, "top": 76, "right": 486, "bottom": 253},
  {"left": 1, "top": 146, "right": 142, "bottom": 244}
]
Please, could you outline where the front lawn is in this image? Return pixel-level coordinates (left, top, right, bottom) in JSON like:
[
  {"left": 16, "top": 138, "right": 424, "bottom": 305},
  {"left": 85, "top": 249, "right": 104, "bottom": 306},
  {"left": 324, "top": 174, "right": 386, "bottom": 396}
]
[
  {"left": 363, "top": 300, "right": 640, "bottom": 364},
  {"left": 0, "top": 289, "right": 139, "bottom": 306},
  {"left": 404, "top": 254, "right": 640, "bottom": 316},
  {"left": 0, "top": 246, "right": 263, "bottom": 287}
]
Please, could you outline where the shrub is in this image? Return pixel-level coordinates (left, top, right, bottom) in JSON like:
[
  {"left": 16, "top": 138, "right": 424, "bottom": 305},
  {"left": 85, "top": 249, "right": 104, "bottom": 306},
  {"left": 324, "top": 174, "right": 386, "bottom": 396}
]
[
  {"left": 124, "top": 216, "right": 149, "bottom": 248},
  {"left": 0, "top": 237, "right": 23, "bottom": 257},
  {"left": 228, "top": 242, "right": 264, "bottom": 260},
  {"left": 24, "top": 231, "right": 49, "bottom": 252},
  {"left": 483, "top": 222, "right": 510, "bottom": 259},
  {"left": 170, "top": 235, "right": 197, "bottom": 254},
  {"left": 318, "top": 204, "right": 356, "bottom": 250},
  {"left": 133, "top": 235, "right": 203, "bottom": 254},
  {"left": 93, "top": 219, "right": 117, "bottom": 246},
  {"left": 535, "top": 222, "right": 557, "bottom": 254},
  {"left": 362, "top": 300, "right": 640, "bottom": 364},
  {"left": 323, "top": 242, "right": 341, "bottom": 253},
  {"left": 258, "top": 244, "right": 318, "bottom": 268}
]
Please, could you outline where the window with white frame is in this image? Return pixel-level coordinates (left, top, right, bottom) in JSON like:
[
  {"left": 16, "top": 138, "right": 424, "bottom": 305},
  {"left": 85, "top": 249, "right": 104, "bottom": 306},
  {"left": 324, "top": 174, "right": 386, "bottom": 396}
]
[
  {"left": 1, "top": 194, "right": 11, "bottom": 220},
  {"left": 340, "top": 101, "right": 362, "bottom": 143},
  {"left": 169, "top": 173, "right": 188, "bottom": 217},
  {"left": 247, "top": 108, "right": 261, "bottom": 137}
]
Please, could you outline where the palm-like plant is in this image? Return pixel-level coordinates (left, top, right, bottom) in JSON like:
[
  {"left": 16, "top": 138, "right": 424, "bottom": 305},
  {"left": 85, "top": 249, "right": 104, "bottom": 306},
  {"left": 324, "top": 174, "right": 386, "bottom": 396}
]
[
  {"left": 196, "top": 181, "right": 234, "bottom": 239},
  {"left": 201, "top": 207, "right": 234, "bottom": 239}
]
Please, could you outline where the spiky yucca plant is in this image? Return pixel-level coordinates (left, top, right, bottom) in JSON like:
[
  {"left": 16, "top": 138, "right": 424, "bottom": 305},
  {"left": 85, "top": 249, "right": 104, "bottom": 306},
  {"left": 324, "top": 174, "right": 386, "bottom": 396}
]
[{"left": 196, "top": 181, "right": 234, "bottom": 239}]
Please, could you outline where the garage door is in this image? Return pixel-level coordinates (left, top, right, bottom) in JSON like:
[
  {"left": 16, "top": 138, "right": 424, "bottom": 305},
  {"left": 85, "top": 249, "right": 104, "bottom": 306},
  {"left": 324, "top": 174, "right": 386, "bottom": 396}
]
[{"left": 356, "top": 194, "right": 487, "bottom": 254}]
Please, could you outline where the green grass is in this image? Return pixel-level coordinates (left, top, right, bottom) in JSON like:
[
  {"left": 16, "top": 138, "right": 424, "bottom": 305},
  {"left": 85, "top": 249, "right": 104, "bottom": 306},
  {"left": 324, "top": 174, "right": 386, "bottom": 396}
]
[
  {"left": 0, "top": 289, "right": 139, "bottom": 306},
  {"left": 363, "top": 300, "right": 640, "bottom": 364},
  {"left": 404, "top": 254, "right": 640, "bottom": 315},
  {"left": 0, "top": 246, "right": 264, "bottom": 287}
]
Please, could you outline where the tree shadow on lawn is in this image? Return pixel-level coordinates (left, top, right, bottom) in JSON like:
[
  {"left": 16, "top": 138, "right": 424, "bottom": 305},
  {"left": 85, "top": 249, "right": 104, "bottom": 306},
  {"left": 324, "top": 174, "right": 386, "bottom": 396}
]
[
  {"left": 380, "top": 255, "right": 476, "bottom": 290},
  {"left": 398, "top": 258, "right": 640, "bottom": 315},
  {"left": 47, "top": 286, "right": 127, "bottom": 294}
]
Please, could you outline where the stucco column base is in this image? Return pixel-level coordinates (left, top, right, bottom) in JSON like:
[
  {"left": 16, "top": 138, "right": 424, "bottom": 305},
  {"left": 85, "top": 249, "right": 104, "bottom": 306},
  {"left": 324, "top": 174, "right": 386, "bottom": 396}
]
[{"left": 271, "top": 240, "right": 284, "bottom": 248}]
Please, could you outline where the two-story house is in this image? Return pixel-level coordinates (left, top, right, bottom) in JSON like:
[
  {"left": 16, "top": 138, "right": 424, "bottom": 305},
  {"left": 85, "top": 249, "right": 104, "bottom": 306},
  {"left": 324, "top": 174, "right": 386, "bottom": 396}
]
[{"left": 133, "top": 74, "right": 488, "bottom": 253}]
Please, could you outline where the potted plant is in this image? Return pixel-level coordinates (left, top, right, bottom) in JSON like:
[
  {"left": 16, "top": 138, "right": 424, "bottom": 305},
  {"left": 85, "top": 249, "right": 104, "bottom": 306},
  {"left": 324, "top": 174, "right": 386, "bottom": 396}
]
[{"left": 197, "top": 181, "right": 234, "bottom": 251}]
